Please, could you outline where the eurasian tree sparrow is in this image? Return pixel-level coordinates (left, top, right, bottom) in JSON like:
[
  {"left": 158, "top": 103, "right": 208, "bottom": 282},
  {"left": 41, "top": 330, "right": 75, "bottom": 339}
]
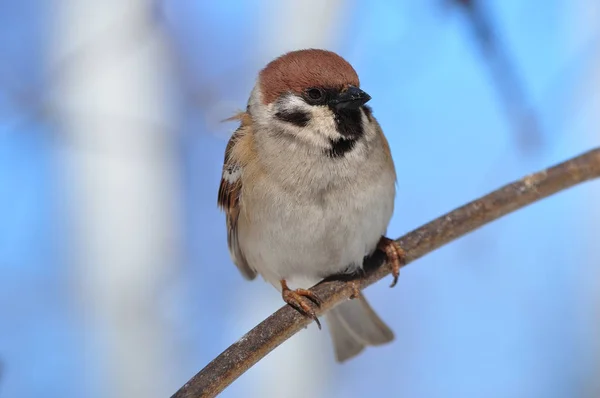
[{"left": 218, "top": 49, "right": 404, "bottom": 362}]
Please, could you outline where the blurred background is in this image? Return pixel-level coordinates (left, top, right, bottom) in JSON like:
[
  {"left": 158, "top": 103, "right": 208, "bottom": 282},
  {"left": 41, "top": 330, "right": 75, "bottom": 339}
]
[{"left": 1, "top": 1, "right": 599, "bottom": 397}]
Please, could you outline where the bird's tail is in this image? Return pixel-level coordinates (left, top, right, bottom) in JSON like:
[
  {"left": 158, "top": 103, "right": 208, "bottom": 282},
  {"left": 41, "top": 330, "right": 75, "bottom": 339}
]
[{"left": 325, "top": 294, "right": 394, "bottom": 362}]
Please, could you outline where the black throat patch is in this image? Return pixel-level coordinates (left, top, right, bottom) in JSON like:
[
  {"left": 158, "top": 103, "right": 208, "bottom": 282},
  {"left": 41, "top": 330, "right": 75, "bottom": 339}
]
[
  {"left": 326, "top": 106, "right": 365, "bottom": 158},
  {"left": 327, "top": 137, "right": 357, "bottom": 158},
  {"left": 334, "top": 108, "right": 364, "bottom": 138}
]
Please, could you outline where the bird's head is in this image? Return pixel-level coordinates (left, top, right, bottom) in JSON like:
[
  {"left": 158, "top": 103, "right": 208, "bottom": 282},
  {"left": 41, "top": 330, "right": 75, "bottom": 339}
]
[{"left": 248, "top": 49, "right": 374, "bottom": 157}]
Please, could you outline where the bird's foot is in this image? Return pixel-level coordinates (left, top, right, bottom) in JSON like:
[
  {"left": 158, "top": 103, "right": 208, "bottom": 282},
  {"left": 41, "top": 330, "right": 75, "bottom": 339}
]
[
  {"left": 280, "top": 280, "right": 323, "bottom": 329},
  {"left": 377, "top": 236, "right": 406, "bottom": 288}
]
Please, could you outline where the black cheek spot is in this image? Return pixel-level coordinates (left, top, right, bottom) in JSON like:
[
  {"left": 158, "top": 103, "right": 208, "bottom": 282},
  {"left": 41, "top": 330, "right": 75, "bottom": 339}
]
[
  {"left": 327, "top": 138, "right": 357, "bottom": 158},
  {"left": 275, "top": 110, "right": 311, "bottom": 127}
]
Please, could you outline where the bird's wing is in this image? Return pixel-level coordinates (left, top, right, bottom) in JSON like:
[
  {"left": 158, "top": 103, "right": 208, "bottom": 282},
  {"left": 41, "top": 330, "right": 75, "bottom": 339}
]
[{"left": 217, "top": 114, "right": 257, "bottom": 280}]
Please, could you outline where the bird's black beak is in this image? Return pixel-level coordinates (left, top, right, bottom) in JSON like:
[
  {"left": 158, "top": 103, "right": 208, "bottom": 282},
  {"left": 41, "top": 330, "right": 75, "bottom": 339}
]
[{"left": 329, "top": 86, "right": 371, "bottom": 110}]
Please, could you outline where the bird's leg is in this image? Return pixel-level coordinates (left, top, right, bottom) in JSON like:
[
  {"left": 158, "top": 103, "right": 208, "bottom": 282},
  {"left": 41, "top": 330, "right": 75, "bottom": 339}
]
[
  {"left": 280, "top": 280, "right": 323, "bottom": 329},
  {"left": 377, "top": 236, "right": 406, "bottom": 288}
]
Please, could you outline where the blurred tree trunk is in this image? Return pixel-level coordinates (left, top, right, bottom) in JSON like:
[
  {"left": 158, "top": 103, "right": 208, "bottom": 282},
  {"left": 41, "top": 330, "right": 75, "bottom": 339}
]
[{"left": 50, "top": 1, "right": 181, "bottom": 397}]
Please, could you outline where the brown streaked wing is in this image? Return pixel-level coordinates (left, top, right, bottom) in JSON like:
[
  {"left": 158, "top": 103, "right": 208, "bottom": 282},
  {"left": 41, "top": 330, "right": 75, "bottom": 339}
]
[{"left": 218, "top": 124, "right": 257, "bottom": 280}]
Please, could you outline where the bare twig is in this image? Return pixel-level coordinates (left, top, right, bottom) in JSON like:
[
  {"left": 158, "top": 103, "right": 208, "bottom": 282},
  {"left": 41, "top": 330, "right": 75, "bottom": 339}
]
[{"left": 172, "top": 148, "right": 600, "bottom": 398}]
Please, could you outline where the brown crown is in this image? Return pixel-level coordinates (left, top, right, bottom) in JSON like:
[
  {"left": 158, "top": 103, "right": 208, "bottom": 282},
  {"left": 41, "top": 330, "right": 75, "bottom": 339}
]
[{"left": 258, "top": 49, "right": 360, "bottom": 104}]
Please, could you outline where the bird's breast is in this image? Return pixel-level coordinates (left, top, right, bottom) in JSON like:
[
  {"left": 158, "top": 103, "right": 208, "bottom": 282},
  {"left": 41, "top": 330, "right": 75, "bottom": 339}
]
[{"left": 238, "top": 161, "right": 396, "bottom": 289}]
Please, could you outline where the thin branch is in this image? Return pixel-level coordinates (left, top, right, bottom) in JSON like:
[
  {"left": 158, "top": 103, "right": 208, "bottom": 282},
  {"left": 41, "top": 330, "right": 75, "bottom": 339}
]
[{"left": 172, "top": 148, "right": 600, "bottom": 398}]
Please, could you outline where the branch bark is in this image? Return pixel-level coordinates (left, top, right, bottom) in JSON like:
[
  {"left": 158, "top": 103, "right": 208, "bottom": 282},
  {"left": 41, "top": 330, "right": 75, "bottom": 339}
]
[{"left": 172, "top": 148, "right": 600, "bottom": 398}]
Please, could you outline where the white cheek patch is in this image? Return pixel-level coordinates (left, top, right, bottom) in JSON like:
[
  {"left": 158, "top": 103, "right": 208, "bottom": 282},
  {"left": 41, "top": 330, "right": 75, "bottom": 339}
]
[
  {"left": 269, "top": 95, "right": 334, "bottom": 150},
  {"left": 278, "top": 95, "right": 310, "bottom": 110},
  {"left": 308, "top": 106, "right": 340, "bottom": 140},
  {"left": 249, "top": 87, "right": 352, "bottom": 151},
  {"left": 275, "top": 95, "right": 342, "bottom": 142}
]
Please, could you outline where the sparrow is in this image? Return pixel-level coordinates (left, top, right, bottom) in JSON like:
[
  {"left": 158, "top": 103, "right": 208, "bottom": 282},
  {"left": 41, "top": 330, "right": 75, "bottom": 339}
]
[{"left": 218, "top": 49, "right": 405, "bottom": 362}]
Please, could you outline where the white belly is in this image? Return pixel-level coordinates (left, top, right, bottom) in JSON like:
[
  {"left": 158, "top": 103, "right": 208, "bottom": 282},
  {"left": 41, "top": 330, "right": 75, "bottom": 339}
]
[{"left": 238, "top": 172, "right": 395, "bottom": 290}]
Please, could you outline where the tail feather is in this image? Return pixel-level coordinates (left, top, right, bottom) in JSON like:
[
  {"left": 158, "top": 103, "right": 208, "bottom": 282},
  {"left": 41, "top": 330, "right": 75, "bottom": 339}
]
[
  {"left": 325, "top": 294, "right": 394, "bottom": 362},
  {"left": 326, "top": 309, "right": 365, "bottom": 362}
]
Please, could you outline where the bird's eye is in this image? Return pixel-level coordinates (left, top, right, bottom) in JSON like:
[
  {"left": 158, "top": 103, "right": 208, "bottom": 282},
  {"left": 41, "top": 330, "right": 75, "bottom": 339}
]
[{"left": 305, "top": 88, "right": 325, "bottom": 104}]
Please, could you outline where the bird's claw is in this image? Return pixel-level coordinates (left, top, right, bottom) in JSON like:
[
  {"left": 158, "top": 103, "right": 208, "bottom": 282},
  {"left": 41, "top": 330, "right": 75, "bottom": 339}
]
[
  {"left": 281, "top": 280, "right": 322, "bottom": 329},
  {"left": 378, "top": 237, "right": 406, "bottom": 288}
]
